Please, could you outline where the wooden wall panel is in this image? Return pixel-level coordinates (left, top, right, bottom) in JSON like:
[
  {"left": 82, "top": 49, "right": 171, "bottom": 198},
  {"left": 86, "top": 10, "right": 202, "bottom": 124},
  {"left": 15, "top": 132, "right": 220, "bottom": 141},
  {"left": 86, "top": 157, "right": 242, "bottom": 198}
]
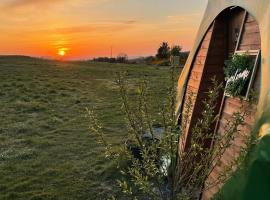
[
  {"left": 239, "top": 14, "right": 261, "bottom": 51},
  {"left": 202, "top": 12, "right": 261, "bottom": 200},
  {"left": 179, "top": 25, "right": 214, "bottom": 151},
  {"left": 181, "top": 11, "right": 228, "bottom": 152},
  {"left": 202, "top": 100, "right": 256, "bottom": 200}
]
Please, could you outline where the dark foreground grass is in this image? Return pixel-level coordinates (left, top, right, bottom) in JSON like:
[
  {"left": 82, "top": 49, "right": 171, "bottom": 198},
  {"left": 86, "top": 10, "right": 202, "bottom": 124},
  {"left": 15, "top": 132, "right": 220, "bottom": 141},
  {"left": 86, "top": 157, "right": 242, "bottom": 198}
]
[{"left": 0, "top": 56, "right": 181, "bottom": 200}]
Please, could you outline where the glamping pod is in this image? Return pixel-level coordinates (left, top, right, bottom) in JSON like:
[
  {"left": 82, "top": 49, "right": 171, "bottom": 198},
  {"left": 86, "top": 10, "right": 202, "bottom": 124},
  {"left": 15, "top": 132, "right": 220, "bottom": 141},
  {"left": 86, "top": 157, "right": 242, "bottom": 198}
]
[{"left": 176, "top": 0, "right": 270, "bottom": 199}]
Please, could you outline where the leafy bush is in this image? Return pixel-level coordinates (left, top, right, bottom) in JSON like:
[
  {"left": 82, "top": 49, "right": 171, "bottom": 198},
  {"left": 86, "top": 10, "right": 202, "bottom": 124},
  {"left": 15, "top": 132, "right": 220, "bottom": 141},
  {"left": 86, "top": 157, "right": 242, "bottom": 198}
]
[
  {"left": 152, "top": 59, "right": 171, "bottom": 66},
  {"left": 171, "top": 46, "right": 182, "bottom": 56},
  {"left": 88, "top": 67, "right": 256, "bottom": 199}
]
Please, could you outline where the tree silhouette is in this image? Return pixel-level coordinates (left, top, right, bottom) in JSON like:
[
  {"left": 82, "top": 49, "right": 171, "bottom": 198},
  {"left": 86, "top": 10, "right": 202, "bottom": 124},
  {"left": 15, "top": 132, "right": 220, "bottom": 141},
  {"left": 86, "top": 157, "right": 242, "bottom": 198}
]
[
  {"left": 156, "top": 42, "right": 170, "bottom": 59},
  {"left": 171, "top": 45, "right": 182, "bottom": 56},
  {"left": 117, "top": 53, "right": 128, "bottom": 63}
]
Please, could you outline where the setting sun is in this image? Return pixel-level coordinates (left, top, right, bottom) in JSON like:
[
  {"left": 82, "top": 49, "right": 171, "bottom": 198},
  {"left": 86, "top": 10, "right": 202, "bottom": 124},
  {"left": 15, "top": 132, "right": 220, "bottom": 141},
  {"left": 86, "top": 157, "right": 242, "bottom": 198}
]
[{"left": 58, "top": 50, "right": 66, "bottom": 56}]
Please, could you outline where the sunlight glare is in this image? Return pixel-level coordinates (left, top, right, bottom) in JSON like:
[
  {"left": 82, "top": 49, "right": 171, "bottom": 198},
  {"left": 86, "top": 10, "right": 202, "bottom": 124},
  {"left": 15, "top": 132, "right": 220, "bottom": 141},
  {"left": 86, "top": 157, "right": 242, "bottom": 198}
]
[{"left": 58, "top": 50, "right": 66, "bottom": 56}]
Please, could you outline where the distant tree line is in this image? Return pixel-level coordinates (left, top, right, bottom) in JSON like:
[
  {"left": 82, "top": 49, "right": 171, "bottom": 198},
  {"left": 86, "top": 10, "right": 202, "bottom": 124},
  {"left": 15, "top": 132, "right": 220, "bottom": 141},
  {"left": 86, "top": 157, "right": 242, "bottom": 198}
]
[
  {"left": 152, "top": 42, "right": 189, "bottom": 66},
  {"left": 92, "top": 42, "right": 189, "bottom": 66},
  {"left": 92, "top": 53, "right": 128, "bottom": 63},
  {"left": 156, "top": 42, "right": 183, "bottom": 59}
]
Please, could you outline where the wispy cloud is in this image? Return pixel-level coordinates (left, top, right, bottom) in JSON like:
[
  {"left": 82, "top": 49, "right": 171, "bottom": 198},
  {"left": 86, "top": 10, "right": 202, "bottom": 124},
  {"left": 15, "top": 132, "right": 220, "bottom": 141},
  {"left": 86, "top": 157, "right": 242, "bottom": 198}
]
[
  {"left": 167, "top": 12, "right": 202, "bottom": 23},
  {"left": 2, "top": 0, "right": 68, "bottom": 9},
  {"left": 1, "top": 0, "right": 111, "bottom": 10},
  {"left": 27, "top": 20, "right": 137, "bottom": 35}
]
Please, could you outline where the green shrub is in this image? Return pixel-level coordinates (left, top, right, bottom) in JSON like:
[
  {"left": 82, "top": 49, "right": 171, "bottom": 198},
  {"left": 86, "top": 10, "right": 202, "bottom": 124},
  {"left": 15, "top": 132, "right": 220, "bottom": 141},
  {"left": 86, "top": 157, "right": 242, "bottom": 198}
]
[{"left": 88, "top": 67, "right": 257, "bottom": 199}]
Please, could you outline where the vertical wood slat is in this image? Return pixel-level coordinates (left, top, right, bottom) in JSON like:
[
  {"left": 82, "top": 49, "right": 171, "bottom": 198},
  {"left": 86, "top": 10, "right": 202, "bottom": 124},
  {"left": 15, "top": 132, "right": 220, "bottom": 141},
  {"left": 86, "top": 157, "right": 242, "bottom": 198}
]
[
  {"left": 228, "top": 7, "right": 246, "bottom": 55},
  {"left": 235, "top": 11, "right": 247, "bottom": 52}
]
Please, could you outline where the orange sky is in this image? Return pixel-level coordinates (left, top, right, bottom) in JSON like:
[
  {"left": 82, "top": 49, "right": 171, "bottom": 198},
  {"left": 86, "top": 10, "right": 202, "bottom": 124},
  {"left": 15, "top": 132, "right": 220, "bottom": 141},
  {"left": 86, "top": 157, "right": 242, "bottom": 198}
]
[{"left": 0, "top": 0, "right": 207, "bottom": 60}]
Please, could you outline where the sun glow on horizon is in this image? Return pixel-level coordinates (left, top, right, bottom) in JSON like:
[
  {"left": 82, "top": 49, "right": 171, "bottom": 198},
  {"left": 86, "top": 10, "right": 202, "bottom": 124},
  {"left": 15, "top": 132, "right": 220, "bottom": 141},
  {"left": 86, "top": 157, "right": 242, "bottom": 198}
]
[
  {"left": 57, "top": 47, "right": 70, "bottom": 58},
  {"left": 58, "top": 49, "right": 66, "bottom": 56},
  {"left": 0, "top": 0, "right": 207, "bottom": 59}
]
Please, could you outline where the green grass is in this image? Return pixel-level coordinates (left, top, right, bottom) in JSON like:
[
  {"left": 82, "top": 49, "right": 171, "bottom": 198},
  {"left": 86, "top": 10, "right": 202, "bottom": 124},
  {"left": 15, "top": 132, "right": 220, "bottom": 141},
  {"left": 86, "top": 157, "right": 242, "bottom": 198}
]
[{"left": 0, "top": 56, "right": 180, "bottom": 200}]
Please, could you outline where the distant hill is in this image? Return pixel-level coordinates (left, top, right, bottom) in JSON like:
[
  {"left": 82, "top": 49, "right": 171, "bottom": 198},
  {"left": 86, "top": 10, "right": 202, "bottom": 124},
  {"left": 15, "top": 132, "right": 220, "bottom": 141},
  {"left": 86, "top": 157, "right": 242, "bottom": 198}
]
[
  {"left": 0, "top": 55, "right": 34, "bottom": 60},
  {"left": 0, "top": 55, "right": 52, "bottom": 62}
]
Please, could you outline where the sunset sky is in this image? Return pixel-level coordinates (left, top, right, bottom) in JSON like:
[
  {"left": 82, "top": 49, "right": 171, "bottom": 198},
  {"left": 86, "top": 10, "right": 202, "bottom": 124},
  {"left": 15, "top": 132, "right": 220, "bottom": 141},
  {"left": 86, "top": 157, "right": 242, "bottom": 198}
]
[{"left": 0, "top": 0, "right": 207, "bottom": 60}]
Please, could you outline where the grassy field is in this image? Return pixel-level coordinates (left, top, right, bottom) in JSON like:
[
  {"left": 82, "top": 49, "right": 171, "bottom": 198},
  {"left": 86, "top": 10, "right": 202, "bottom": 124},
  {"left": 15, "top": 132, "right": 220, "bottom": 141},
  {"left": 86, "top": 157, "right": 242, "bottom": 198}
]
[{"left": 0, "top": 56, "right": 180, "bottom": 200}]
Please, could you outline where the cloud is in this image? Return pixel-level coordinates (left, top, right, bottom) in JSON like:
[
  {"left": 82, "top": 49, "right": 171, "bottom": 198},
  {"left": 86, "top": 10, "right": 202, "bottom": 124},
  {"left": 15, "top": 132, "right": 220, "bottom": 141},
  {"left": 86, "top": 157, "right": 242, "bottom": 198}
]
[
  {"left": 58, "top": 21, "right": 137, "bottom": 34},
  {"left": 167, "top": 12, "right": 202, "bottom": 23},
  {"left": 29, "top": 20, "right": 137, "bottom": 35},
  {"left": 2, "top": 0, "right": 68, "bottom": 9},
  {"left": 1, "top": 0, "right": 111, "bottom": 10}
]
